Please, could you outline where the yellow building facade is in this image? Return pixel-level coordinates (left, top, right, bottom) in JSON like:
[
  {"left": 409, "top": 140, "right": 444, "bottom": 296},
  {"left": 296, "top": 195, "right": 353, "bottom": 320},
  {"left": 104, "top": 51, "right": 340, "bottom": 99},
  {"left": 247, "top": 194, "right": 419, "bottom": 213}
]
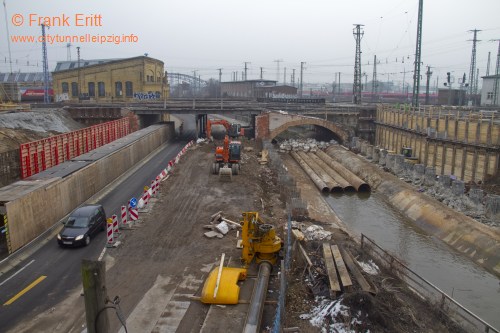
[{"left": 52, "top": 56, "right": 169, "bottom": 102}]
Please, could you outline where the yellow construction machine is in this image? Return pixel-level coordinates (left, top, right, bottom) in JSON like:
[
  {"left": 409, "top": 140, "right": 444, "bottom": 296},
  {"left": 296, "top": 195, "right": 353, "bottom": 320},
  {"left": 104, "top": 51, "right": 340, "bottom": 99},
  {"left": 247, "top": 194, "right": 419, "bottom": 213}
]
[{"left": 200, "top": 212, "right": 282, "bottom": 305}]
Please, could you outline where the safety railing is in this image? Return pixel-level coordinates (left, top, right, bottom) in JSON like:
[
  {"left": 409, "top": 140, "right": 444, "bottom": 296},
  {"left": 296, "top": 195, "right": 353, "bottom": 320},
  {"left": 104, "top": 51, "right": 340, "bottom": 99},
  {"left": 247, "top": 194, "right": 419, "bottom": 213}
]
[
  {"left": 360, "top": 234, "right": 499, "bottom": 333},
  {"left": 19, "top": 118, "right": 130, "bottom": 179}
]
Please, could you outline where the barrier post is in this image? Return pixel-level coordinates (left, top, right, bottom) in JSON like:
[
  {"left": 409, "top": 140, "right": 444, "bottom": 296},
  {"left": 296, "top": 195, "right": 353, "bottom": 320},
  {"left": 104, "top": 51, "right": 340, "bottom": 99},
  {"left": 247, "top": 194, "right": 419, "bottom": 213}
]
[
  {"left": 129, "top": 205, "right": 139, "bottom": 222},
  {"left": 142, "top": 186, "right": 150, "bottom": 206},
  {"left": 106, "top": 218, "right": 114, "bottom": 247},
  {"left": 112, "top": 214, "right": 120, "bottom": 236},
  {"left": 120, "top": 206, "right": 128, "bottom": 229}
]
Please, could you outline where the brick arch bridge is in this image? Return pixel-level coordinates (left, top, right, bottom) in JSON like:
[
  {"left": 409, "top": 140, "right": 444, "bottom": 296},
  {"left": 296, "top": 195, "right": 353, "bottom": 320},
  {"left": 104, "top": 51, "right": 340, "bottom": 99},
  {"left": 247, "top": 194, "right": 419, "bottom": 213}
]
[{"left": 255, "top": 111, "right": 353, "bottom": 144}]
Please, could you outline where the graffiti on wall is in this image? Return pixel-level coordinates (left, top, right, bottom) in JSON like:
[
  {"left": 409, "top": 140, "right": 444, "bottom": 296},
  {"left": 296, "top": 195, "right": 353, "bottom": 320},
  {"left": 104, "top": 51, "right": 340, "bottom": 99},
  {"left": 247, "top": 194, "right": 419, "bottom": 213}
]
[{"left": 133, "top": 91, "right": 161, "bottom": 100}]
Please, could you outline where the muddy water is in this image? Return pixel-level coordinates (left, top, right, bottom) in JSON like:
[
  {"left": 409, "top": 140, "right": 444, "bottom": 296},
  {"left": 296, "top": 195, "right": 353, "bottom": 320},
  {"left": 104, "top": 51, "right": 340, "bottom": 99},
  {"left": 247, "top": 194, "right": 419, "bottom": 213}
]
[{"left": 325, "top": 192, "right": 500, "bottom": 329}]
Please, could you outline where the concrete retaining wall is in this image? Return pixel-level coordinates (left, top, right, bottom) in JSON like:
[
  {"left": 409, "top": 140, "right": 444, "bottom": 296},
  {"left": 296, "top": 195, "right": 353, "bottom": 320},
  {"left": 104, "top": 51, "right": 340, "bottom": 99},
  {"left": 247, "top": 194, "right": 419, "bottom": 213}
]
[
  {"left": 326, "top": 145, "right": 500, "bottom": 278},
  {"left": 0, "top": 149, "right": 20, "bottom": 188},
  {"left": 2, "top": 123, "right": 173, "bottom": 253}
]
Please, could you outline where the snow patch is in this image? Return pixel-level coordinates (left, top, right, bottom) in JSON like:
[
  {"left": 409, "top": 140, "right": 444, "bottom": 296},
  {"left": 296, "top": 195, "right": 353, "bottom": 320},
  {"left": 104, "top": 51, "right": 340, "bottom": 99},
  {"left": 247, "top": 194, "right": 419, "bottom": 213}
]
[{"left": 357, "top": 259, "right": 380, "bottom": 275}]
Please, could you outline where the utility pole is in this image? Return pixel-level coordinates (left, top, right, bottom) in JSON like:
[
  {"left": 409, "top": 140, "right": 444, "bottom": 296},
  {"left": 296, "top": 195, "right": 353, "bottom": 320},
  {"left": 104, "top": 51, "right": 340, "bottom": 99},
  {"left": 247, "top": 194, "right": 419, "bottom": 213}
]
[
  {"left": 274, "top": 59, "right": 283, "bottom": 83},
  {"left": 42, "top": 24, "right": 50, "bottom": 104},
  {"left": 300, "top": 62, "right": 306, "bottom": 97},
  {"left": 244, "top": 62, "right": 250, "bottom": 80},
  {"left": 283, "top": 67, "right": 287, "bottom": 85},
  {"left": 468, "top": 29, "right": 481, "bottom": 105},
  {"left": 372, "top": 55, "right": 377, "bottom": 102},
  {"left": 76, "top": 46, "right": 80, "bottom": 102},
  {"left": 218, "top": 68, "right": 223, "bottom": 110},
  {"left": 475, "top": 68, "right": 479, "bottom": 96},
  {"left": 412, "top": 0, "right": 423, "bottom": 107},
  {"left": 425, "top": 65, "right": 432, "bottom": 105},
  {"left": 260, "top": 67, "right": 264, "bottom": 79},
  {"left": 486, "top": 51, "right": 491, "bottom": 76},
  {"left": 492, "top": 39, "right": 500, "bottom": 105},
  {"left": 291, "top": 69, "right": 296, "bottom": 87},
  {"left": 3, "top": 0, "right": 12, "bottom": 75},
  {"left": 338, "top": 72, "right": 341, "bottom": 95},
  {"left": 352, "top": 24, "right": 364, "bottom": 104},
  {"left": 82, "top": 259, "right": 109, "bottom": 333},
  {"left": 66, "top": 43, "right": 72, "bottom": 61}
]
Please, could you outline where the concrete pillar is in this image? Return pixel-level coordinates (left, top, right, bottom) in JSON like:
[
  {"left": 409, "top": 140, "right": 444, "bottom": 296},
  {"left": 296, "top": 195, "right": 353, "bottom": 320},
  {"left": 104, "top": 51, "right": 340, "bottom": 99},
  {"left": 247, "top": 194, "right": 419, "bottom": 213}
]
[
  {"left": 393, "top": 154, "right": 405, "bottom": 174},
  {"left": 469, "top": 188, "right": 484, "bottom": 205},
  {"left": 386, "top": 153, "right": 396, "bottom": 170},
  {"left": 360, "top": 142, "right": 367, "bottom": 156},
  {"left": 424, "top": 166, "right": 436, "bottom": 186},
  {"left": 403, "top": 161, "right": 414, "bottom": 178},
  {"left": 485, "top": 195, "right": 500, "bottom": 220},
  {"left": 451, "top": 180, "right": 465, "bottom": 196},
  {"left": 379, "top": 149, "right": 387, "bottom": 166},
  {"left": 366, "top": 145, "right": 373, "bottom": 159},
  {"left": 439, "top": 174, "right": 452, "bottom": 188},
  {"left": 372, "top": 147, "right": 380, "bottom": 163},
  {"left": 351, "top": 137, "right": 359, "bottom": 149},
  {"left": 413, "top": 164, "right": 425, "bottom": 183}
]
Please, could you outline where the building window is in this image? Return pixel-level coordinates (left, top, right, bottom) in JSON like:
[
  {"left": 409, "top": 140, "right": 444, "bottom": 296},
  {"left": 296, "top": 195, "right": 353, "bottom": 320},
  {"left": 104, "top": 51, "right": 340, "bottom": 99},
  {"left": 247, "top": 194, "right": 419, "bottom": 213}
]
[
  {"left": 88, "top": 82, "right": 95, "bottom": 97},
  {"left": 62, "top": 82, "right": 69, "bottom": 93},
  {"left": 125, "top": 81, "right": 133, "bottom": 97},
  {"left": 487, "top": 92, "right": 493, "bottom": 100},
  {"left": 98, "top": 82, "right": 105, "bottom": 97},
  {"left": 115, "top": 81, "right": 123, "bottom": 97},
  {"left": 71, "top": 82, "right": 78, "bottom": 97}
]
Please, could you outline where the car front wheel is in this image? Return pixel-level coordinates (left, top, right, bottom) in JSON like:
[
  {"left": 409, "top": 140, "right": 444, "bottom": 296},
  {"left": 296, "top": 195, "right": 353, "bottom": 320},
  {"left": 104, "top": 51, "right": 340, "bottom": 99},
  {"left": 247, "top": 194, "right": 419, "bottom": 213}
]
[{"left": 84, "top": 235, "right": 91, "bottom": 246}]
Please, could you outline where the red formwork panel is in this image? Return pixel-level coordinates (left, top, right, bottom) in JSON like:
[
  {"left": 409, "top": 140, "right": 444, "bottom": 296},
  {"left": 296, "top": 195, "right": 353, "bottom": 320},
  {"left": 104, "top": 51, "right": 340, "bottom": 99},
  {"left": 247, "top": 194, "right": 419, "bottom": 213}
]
[{"left": 20, "top": 118, "right": 130, "bottom": 179}]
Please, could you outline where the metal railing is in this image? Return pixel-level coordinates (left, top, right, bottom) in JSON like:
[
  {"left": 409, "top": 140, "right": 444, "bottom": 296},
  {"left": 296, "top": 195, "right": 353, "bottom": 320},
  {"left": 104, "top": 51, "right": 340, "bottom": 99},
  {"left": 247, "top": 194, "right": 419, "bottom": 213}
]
[{"left": 360, "top": 234, "right": 499, "bottom": 333}]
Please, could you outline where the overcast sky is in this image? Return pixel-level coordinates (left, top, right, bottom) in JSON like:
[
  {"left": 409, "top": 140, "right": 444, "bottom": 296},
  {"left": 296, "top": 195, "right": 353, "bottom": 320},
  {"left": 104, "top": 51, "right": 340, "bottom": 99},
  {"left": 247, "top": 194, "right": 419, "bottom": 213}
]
[{"left": 2, "top": 0, "right": 500, "bottom": 87}]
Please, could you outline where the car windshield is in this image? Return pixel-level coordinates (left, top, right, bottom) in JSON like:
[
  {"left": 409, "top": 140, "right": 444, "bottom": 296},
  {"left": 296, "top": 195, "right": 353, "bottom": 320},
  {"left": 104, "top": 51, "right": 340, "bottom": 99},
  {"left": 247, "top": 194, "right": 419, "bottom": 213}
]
[{"left": 66, "top": 217, "right": 90, "bottom": 228}]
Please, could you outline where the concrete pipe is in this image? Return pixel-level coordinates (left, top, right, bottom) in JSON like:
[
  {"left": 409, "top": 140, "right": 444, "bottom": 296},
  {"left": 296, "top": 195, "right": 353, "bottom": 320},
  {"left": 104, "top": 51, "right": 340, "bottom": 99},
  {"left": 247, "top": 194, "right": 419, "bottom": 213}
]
[
  {"left": 316, "top": 150, "right": 371, "bottom": 192},
  {"left": 296, "top": 151, "right": 342, "bottom": 193},
  {"left": 308, "top": 153, "right": 353, "bottom": 192},
  {"left": 290, "top": 151, "right": 329, "bottom": 193},
  {"left": 325, "top": 145, "right": 500, "bottom": 278},
  {"left": 243, "top": 262, "right": 272, "bottom": 333}
]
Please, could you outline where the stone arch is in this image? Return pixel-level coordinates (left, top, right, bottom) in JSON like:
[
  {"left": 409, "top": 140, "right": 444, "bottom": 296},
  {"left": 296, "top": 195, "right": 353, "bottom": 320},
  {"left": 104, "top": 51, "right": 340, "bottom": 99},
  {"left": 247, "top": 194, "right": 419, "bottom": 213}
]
[{"left": 268, "top": 118, "right": 352, "bottom": 144}]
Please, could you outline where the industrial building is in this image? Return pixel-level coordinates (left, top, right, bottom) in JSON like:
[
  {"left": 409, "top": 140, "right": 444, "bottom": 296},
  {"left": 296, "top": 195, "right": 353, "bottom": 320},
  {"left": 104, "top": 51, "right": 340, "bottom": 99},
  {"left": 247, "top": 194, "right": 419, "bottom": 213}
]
[
  {"left": 221, "top": 79, "right": 277, "bottom": 98},
  {"left": 481, "top": 74, "right": 500, "bottom": 106},
  {"left": 0, "top": 72, "right": 53, "bottom": 102},
  {"left": 52, "top": 56, "right": 168, "bottom": 103}
]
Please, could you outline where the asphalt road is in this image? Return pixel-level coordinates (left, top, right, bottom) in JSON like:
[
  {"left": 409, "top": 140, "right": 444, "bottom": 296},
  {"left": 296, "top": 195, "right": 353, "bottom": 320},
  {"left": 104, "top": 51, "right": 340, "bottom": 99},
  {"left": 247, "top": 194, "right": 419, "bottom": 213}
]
[{"left": 0, "top": 115, "right": 196, "bottom": 332}]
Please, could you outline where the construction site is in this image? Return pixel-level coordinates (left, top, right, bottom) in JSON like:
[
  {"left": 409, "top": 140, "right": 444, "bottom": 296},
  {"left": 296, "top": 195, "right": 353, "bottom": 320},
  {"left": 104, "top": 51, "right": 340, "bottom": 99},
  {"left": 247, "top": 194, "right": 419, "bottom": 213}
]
[{"left": 0, "top": 104, "right": 498, "bottom": 333}]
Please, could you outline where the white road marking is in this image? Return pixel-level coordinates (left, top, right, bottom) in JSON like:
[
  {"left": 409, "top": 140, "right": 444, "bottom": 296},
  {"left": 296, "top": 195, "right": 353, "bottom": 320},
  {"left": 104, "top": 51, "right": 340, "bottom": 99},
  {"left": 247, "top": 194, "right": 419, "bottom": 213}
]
[
  {"left": 97, "top": 247, "right": 106, "bottom": 261},
  {"left": 0, "top": 259, "right": 35, "bottom": 287}
]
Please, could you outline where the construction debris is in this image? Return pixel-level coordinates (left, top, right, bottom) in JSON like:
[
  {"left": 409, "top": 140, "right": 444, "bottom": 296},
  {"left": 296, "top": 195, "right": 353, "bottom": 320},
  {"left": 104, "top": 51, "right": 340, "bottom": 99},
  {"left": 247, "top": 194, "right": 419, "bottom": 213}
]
[
  {"left": 278, "top": 138, "right": 337, "bottom": 153},
  {"left": 215, "top": 221, "right": 229, "bottom": 235},
  {"left": 204, "top": 231, "right": 224, "bottom": 239},
  {"left": 302, "top": 225, "right": 332, "bottom": 241}
]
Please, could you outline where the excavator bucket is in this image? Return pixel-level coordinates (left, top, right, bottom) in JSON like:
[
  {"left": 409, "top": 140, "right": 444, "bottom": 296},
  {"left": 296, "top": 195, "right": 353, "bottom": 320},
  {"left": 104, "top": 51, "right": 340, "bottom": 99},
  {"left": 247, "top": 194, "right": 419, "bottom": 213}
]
[
  {"left": 200, "top": 267, "right": 247, "bottom": 304},
  {"left": 219, "top": 166, "right": 232, "bottom": 181}
]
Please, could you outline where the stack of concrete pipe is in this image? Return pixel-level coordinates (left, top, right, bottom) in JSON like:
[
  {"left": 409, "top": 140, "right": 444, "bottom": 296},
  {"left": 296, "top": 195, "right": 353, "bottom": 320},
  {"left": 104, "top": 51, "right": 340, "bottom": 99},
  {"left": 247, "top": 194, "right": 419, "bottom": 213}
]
[{"left": 290, "top": 150, "right": 371, "bottom": 193}]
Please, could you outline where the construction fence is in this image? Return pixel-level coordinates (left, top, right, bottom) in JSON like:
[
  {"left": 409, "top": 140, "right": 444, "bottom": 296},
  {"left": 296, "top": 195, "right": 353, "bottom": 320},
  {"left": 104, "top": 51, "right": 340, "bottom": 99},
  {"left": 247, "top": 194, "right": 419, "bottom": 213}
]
[{"left": 19, "top": 118, "right": 130, "bottom": 179}]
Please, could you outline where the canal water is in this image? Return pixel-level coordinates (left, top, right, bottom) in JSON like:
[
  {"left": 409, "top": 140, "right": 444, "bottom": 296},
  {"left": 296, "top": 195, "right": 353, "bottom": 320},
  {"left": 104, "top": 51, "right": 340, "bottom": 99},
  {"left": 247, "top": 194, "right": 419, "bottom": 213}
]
[{"left": 325, "top": 192, "right": 500, "bottom": 329}]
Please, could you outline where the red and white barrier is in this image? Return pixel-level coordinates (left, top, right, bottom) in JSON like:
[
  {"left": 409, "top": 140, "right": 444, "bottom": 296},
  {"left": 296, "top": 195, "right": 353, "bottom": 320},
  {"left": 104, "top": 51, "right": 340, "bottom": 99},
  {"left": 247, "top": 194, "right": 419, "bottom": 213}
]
[
  {"left": 151, "top": 180, "right": 156, "bottom": 197},
  {"left": 112, "top": 214, "right": 120, "bottom": 235},
  {"left": 129, "top": 206, "right": 139, "bottom": 221},
  {"left": 106, "top": 218, "right": 114, "bottom": 247},
  {"left": 142, "top": 188, "right": 150, "bottom": 206},
  {"left": 121, "top": 205, "right": 128, "bottom": 228}
]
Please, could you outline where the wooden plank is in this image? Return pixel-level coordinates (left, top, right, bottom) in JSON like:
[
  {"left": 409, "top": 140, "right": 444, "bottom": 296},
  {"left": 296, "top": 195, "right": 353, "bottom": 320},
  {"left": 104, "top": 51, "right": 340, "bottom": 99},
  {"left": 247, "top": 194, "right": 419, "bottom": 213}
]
[
  {"left": 322, "top": 243, "right": 341, "bottom": 297},
  {"left": 330, "top": 244, "right": 352, "bottom": 290},
  {"left": 339, "top": 246, "right": 377, "bottom": 295}
]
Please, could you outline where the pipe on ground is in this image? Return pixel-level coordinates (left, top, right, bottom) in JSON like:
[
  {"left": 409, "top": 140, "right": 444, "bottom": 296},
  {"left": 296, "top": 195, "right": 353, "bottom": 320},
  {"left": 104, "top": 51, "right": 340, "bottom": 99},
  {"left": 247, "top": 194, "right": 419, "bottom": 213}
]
[
  {"left": 308, "top": 153, "right": 354, "bottom": 192},
  {"left": 243, "top": 261, "right": 272, "bottom": 333},
  {"left": 296, "top": 151, "right": 342, "bottom": 192},
  {"left": 325, "top": 145, "right": 500, "bottom": 278},
  {"left": 316, "top": 150, "right": 371, "bottom": 192},
  {"left": 290, "top": 151, "right": 329, "bottom": 193}
]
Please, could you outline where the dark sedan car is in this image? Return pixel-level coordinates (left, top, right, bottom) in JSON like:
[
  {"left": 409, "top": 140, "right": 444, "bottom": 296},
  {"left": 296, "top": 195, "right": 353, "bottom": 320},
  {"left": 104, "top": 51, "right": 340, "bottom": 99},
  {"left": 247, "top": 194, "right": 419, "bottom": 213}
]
[{"left": 57, "top": 204, "right": 106, "bottom": 247}]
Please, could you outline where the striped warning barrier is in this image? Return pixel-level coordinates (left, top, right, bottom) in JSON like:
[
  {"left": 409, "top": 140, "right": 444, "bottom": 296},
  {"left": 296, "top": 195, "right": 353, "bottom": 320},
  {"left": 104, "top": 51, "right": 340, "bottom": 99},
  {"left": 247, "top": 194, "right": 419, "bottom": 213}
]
[
  {"left": 112, "top": 214, "right": 120, "bottom": 235},
  {"left": 106, "top": 218, "right": 114, "bottom": 247},
  {"left": 129, "top": 206, "right": 139, "bottom": 221},
  {"left": 159, "top": 168, "right": 168, "bottom": 179},
  {"left": 142, "top": 187, "right": 150, "bottom": 206},
  {"left": 121, "top": 205, "right": 128, "bottom": 228},
  {"left": 151, "top": 180, "right": 157, "bottom": 197}
]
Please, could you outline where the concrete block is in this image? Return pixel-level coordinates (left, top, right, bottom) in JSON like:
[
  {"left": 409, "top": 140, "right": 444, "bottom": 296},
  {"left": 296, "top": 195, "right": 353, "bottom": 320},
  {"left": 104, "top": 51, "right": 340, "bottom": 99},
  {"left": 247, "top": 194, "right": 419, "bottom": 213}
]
[
  {"left": 372, "top": 148, "right": 380, "bottom": 163},
  {"left": 351, "top": 137, "right": 359, "bottom": 149},
  {"left": 393, "top": 154, "right": 405, "bottom": 174},
  {"left": 451, "top": 180, "right": 465, "bottom": 196},
  {"left": 424, "top": 167, "right": 436, "bottom": 186},
  {"left": 366, "top": 145, "right": 373, "bottom": 159},
  {"left": 439, "top": 175, "right": 452, "bottom": 188},
  {"left": 403, "top": 161, "right": 414, "bottom": 177},
  {"left": 485, "top": 194, "right": 500, "bottom": 219},
  {"left": 204, "top": 231, "right": 224, "bottom": 239},
  {"left": 386, "top": 153, "right": 396, "bottom": 171},
  {"left": 468, "top": 188, "right": 484, "bottom": 205}
]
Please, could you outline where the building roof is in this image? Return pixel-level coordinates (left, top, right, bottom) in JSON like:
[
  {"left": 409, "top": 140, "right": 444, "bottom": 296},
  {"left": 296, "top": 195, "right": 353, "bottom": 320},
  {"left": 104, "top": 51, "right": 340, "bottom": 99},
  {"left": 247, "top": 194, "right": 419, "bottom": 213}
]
[
  {"left": 0, "top": 72, "right": 52, "bottom": 83},
  {"left": 482, "top": 74, "right": 500, "bottom": 79},
  {"left": 53, "top": 56, "right": 163, "bottom": 73},
  {"left": 221, "top": 79, "right": 277, "bottom": 84}
]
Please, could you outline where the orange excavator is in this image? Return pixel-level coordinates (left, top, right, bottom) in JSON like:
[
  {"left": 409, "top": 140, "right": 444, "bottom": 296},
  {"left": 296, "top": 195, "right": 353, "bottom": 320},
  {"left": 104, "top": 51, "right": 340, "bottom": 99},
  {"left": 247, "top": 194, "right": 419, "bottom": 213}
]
[
  {"left": 206, "top": 119, "right": 241, "bottom": 140},
  {"left": 211, "top": 135, "right": 241, "bottom": 180}
]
